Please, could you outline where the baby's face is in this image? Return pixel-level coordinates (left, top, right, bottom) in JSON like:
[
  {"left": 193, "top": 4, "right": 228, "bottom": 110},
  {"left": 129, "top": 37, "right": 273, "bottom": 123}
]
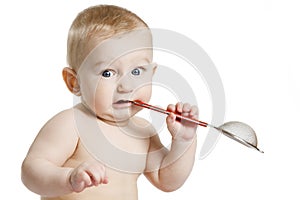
[{"left": 77, "top": 29, "right": 155, "bottom": 123}]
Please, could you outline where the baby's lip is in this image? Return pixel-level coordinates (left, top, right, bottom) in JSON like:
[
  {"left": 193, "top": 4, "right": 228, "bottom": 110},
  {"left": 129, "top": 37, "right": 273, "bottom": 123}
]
[
  {"left": 113, "top": 100, "right": 132, "bottom": 104},
  {"left": 112, "top": 99, "right": 134, "bottom": 109}
]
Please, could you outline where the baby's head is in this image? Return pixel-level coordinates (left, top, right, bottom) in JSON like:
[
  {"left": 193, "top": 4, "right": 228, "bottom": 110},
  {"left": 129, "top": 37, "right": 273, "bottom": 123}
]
[
  {"left": 67, "top": 4, "right": 149, "bottom": 71},
  {"left": 63, "top": 5, "right": 156, "bottom": 123}
]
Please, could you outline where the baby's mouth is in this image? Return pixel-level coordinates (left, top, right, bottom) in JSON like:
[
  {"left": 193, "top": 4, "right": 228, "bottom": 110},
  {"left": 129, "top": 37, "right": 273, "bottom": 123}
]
[
  {"left": 114, "top": 100, "right": 131, "bottom": 104},
  {"left": 112, "top": 100, "right": 133, "bottom": 108}
]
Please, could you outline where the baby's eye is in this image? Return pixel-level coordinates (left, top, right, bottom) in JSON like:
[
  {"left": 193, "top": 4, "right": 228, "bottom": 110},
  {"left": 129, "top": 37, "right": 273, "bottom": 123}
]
[
  {"left": 131, "top": 67, "right": 144, "bottom": 76},
  {"left": 101, "top": 69, "right": 115, "bottom": 78}
]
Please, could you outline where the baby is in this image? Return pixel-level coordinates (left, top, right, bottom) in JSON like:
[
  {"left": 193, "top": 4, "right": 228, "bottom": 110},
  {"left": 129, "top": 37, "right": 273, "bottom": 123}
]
[{"left": 21, "top": 5, "right": 198, "bottom": 200}]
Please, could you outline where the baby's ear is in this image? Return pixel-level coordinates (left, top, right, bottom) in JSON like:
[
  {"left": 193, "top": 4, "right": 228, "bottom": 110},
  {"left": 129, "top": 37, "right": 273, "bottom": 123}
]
[
  {"left": 152, "top": 62, "right": 158, "bottom": 74},
  {"left": 62, "top": 67, "right": 81, "bottom": 96}
]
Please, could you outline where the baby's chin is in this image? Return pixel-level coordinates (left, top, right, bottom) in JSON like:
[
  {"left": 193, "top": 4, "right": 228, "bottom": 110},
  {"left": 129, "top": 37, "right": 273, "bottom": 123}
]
[{"left": 97, "top": 109, "right": 137, "bottom": 126}]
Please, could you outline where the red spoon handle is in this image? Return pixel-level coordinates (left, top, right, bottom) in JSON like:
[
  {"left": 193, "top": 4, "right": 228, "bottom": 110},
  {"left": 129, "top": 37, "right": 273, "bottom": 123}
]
[{"left": 131, "top": 100, "right": 208, "bottom": 127}]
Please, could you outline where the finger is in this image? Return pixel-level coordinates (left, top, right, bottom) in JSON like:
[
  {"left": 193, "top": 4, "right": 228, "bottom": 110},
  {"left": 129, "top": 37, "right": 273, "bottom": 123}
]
[
  {"left": 94, "top": 164, "right": 107, "bottom": 185},
  {"left": 76, "top": 168, "right": 92, "bottom": 186},
  {"left": 182, "top": 103, "right": 191, "bottom": 113},
  {"left": 97, "top": 165, "right": 107, "bottom": 184},
  {"left": 102, "top": 177, "right": 109, "bottom": 184},
  {"left": 166, "top": 113, "right": 180, "bottom": 137},
  {"left": 86, "top": 164, "right": 106, "bottom": 186},
  {"left": 71, "top": 170, "right": 92, "bottom": 192},
  {"left": 166, "top": 112, "right": 176, "bottom": 124},
  {"left": 71, "top": 180, "right": 85, "bottom": 193},
  {"left": 190, "top": 105, "right": 199, "bottom": 118},
  {"left": 87, "top": 170, "right": 100, "bottom": 186},
  {"left": 83, "top": 172, "right": 93, "bottom": 187},
  {"left": 175, "top": 102, "right": 183, "bottom": 113},
  {"left": 167, "top": 104, "right": 176, "bottom": 112}
]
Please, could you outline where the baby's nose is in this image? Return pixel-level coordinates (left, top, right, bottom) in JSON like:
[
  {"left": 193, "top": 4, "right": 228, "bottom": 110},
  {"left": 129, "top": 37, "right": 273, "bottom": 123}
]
[{"left": 116, "top": 77, "right": 135, "bottom": 93}]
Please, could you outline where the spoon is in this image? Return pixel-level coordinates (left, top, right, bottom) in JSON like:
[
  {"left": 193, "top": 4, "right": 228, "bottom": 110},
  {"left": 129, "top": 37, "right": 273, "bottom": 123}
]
[{"left": 130, "top": 100, "right": 264, "bottom": 153}]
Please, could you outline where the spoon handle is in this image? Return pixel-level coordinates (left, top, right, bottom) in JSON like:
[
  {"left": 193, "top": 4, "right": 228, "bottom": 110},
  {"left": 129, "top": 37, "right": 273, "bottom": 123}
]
[{"left": 131, "top": 100, "right": 208, "bottom": 127}]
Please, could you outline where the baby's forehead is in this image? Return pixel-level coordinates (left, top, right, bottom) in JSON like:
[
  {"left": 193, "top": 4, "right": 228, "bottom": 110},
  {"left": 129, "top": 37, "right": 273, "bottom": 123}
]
[{"left": 82, "top": 29, "right": 153, "bottom": 68}]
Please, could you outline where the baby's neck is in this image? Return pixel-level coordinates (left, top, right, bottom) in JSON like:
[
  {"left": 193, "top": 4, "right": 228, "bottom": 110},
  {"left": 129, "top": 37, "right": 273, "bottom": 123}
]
[{"left": 96, "top": 115, "right": 131, "bottom": 127}]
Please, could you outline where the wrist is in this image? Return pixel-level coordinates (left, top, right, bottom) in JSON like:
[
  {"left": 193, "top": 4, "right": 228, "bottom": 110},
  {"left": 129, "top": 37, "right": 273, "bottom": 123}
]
[
  {"left": 64, "top": 168, "right": 74, "bottom": 193},
  {"left": 161, "top": 136, "right": 196, "bottom": 169},
  {"left": 172, "top": 134, "right": 196, "bottom": 143},
  {"left": 170, "top": 136, "right": 196, "bottom": 154}
]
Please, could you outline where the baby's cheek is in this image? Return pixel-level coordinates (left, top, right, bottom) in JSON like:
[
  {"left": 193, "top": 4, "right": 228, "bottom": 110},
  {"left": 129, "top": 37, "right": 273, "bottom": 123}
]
[
  {"left": 95, "top": 88, "right": 113, "bottom": 104},
  {"left": 135, "top": 85, "right": 152, "bottom": 101}
]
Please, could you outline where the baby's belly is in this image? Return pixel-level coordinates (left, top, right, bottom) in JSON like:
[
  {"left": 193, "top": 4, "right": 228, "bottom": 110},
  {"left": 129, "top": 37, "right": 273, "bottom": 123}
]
[
  {"left": 42, "top": 140, "right": 143, "bottom": 200},
  {"left": 42, "top": 172, "right": 140, "bottom": 200}
]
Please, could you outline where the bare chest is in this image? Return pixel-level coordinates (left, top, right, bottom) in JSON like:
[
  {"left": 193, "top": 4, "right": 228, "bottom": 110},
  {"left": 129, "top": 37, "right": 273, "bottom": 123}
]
[{"left": 67, "top": 122, "right": 150, "bottom": 173}]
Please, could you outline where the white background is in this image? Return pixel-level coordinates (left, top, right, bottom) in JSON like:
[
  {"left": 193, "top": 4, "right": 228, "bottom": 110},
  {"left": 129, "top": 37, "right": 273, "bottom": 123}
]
[{"left": 1, "top": 0, "right": 299, "bottom": 199}]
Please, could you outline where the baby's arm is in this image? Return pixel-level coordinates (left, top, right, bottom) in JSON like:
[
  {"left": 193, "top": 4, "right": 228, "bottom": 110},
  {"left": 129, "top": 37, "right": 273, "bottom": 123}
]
[
  {"left": 144, "top": 102, "right": 198, "bottom": 192},
  {"left": 21, "top": 109, "right": 107, "bottom": 197}
]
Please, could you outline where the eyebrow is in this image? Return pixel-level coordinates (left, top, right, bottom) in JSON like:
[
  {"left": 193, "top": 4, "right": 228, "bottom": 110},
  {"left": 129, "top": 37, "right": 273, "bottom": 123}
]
[
  {"left": 94, "top": 57, "right": 151, "bottom": 67},
  {"left": 132, "top": 58, "right": 152, "bottom": 66},
  {"left": 93, "top": 61, "right": 106, "bottom": 67},
  {"left": 93, "top": 60, "right": 111, "bottom": 71}
]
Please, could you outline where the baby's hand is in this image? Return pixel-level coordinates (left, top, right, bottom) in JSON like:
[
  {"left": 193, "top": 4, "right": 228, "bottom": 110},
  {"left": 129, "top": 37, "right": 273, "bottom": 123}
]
[
  {"left": 166, "top": 102, "right": 198, "bottom": 141},
  {"left": 68, "top": 160, "right": 108, "bottom": 193}
]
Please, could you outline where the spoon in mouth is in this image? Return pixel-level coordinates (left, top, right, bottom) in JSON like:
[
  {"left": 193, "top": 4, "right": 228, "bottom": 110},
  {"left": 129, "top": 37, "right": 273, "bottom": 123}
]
[{"left": 130, "top": 100, "right": 264, "bottom": 153}]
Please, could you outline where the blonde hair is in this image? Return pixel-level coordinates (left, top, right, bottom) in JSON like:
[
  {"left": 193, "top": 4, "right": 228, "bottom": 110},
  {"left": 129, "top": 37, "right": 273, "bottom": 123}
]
[{"left": 67, "top": 5, "right": 148, "bottom": 70}]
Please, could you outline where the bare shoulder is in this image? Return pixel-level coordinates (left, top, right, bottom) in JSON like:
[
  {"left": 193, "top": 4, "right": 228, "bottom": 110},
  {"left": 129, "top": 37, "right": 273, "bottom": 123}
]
[
  {"left": 25, "top": 106, "right": 80, "bottom": 165},
  {"left": 129, "top": 116, "right": 157, "bottom": 137},
  {"left": 39, "top": 107, "right": 78, "bottom": 138}
]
